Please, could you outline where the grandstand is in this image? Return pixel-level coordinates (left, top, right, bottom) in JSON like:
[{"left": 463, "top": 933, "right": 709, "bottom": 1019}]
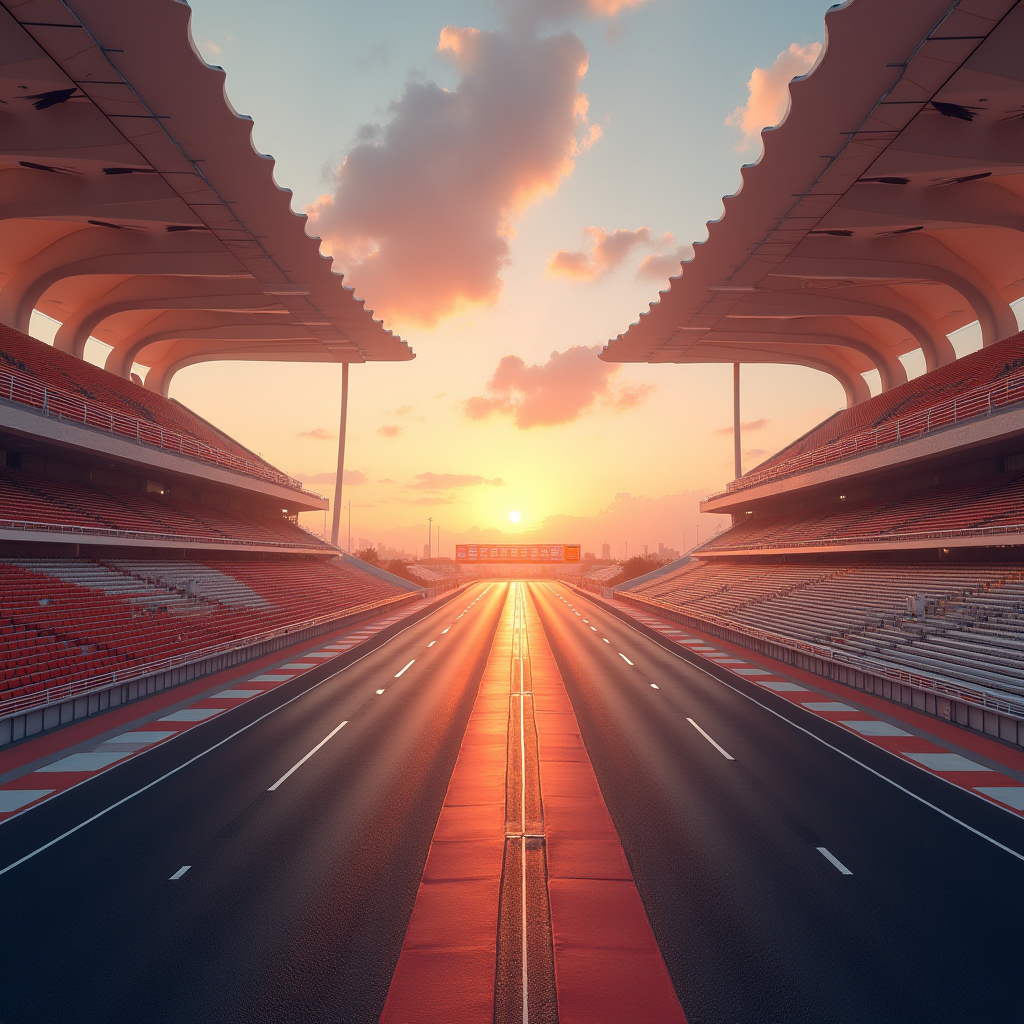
[
  {"left": 0, "top": 2, "right": 423, "bottom": 745},
  {"left": 602, "top": 0, "right": 1024, "bottom": 745}
]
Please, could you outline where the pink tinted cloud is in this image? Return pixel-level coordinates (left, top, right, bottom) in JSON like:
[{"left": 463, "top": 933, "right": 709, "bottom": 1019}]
[
  {"left": 546, "top": 226, "right": 666, "bottom": 281},
  {"left": 306, "top": 25, "right": 599, "bottom": 326},
  {"left": 712, "top": 417, "right": 769, "bottom": 436},
  {"left": 726, "top": 42, "right": 821, "bottom": 149},
  {"left": 377, "top": 424, "right": 402, "bottom": 438},
  {"left": 465, "top": 345, "right": 654, "bottom": 428},
  {"left": 636, "top": 241, "right": 695, "bottom": 284},
  {"left": 507, "top": 0, "right": 652, "bottom": 24},
  {"left": 410, "top": 472, "right": 506, "bottom": 490},
  {"left": 297, "top": 426, "right": 335, "bottom": 440}
]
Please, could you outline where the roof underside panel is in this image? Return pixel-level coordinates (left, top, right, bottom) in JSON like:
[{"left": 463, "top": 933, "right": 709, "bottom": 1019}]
[
  {"left": 603, "top": 0, "right": 1024, "bottom": 407},
  {"left": 0, "top": 0, "right": 413, "bottom": 396}
]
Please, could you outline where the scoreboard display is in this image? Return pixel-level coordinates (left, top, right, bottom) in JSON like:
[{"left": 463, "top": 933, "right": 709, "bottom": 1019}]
[{"left": 456, "top": 543, "right": 581, "bottom": 564}]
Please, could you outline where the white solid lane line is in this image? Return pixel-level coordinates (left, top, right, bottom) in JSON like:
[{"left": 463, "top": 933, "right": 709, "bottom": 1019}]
[
  {"left": 619, "top": 653, "right": 634, "bottom": 666},
  {"left": 169, "top": 865, "right": 191, "bottom": 881},
  {"left": 268, "top": 720, "right": 348, "bottom": 791},
  {"left": 395, "top": 660, "right": 415, "bottom": 677},
  {"left": 817, "top": 847, "right": 853, "bottom": 875},
  {"left": 687, "top": 718, "right": 735, "bottom": 760}
]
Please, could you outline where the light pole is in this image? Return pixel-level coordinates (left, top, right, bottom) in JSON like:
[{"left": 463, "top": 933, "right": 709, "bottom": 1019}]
[
  {"left": 427, "top": 517, "right": 433, "bottom": 559},
  {"left": 347, "top": 500, "right": 351, "bottom": 553}
]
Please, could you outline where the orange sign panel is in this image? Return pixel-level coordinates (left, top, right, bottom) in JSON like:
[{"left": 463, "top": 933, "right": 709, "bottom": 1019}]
[{"left": 456, "top": 543, "right": 581, "bottom": 563}]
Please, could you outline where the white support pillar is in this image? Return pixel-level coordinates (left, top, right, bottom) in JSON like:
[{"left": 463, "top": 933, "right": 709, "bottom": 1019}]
[
  {"left": 733, "top": 362, "right": 742, "bottom": 480},
  {"left": 330, "top": 362, "right": 350, "bottom": 548}
]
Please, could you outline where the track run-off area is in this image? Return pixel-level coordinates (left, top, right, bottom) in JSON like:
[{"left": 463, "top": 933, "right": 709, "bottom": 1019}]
[{"left": 0, "top": 580, "right": 1023, "bottom": 1023}]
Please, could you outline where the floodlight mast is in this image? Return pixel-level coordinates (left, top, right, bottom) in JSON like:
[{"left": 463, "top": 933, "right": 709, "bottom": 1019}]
[{"left": 330, "top": 363, "right": 350, "bottom": 548}]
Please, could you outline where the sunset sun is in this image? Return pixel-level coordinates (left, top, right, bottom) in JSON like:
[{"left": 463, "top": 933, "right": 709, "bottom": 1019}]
[{"left": 508, "top": 510, "right": 521, "bottom": 523}]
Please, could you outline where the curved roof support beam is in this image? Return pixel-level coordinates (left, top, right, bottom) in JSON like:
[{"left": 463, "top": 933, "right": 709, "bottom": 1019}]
[
  {"left": 107, "top": 319, "right": 320, "bottom": 376},
  {"left": 0, "top": 227, "right": 244, "bottom": 333},
  {"left": 54, "top": 281, "right": 287, "bottom": 358},
  {"left": 713, "top": 316, "right": 908, "bottom": 391},
  {"left": 781, "top": 235, "right": 1018, "bottom": 345},
  {"left": 678, "top": 342, "right": 872, "bottom": 407},
  {"left": 732, "top": 286, "right": 956, "bottom": 370},
  {"left": 143, "top": 340, "right": 352, "bottom": 398}
]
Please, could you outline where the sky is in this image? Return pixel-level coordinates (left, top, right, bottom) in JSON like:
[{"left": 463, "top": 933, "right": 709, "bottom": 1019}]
[{"left": 45, "top": 0, "right": 972, "bottom": 557}]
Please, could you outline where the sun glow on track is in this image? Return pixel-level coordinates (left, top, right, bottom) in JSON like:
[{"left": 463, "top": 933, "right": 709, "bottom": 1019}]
[{"left": 508, "top": 510, "right": 521, "bottom": 523}]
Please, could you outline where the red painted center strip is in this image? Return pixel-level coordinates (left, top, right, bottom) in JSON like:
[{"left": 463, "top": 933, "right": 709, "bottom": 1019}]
[{"left": 526, "top": 594, "right": 687, "bottom": 1024}]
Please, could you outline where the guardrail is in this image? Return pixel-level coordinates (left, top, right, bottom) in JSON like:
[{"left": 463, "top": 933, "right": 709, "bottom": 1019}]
[
  {"left": 704, "top": 364, "right": 1024, "bottom": 502},
  {"left": 0, "top": 590, "right": 414, "bottom": 722},
  {"left": 0, "top": 365, "right": 319, "bottom": 496},
  {"left": 704, "top": 521, "right": 1024, "bottom": 554},
  {"left": 621, "top": 592, "right": 1024, "bottom": 719},
  {"left": 0, "top": 516, "right": 331, "bottom": 550}
]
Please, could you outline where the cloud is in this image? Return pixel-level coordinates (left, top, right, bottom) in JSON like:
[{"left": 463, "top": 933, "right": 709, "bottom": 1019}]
[
  {"left": 410, "top": 472, "right": 506, "bottom": 490},
  {"left": 504, "top": 0, "right": 652, "bottom": 26},
  {"left": 394, "top": 405, "right": 412, "bottom": 416},
  {"left": 301, "top": 469, "right": 369, "bottom": 485},
  {"left": 306, "top": 24, "right": 602, "bottom": 326},
  {"left": 546, "top": 226, "right": 665, "bottom": 282},
  {"left": 378, "top": 424, "right": 402, "bottom": 438},
  {"left": 712, "top": 418, "right": 770, "bottom": 436},
  {"left": 637, "top": 243, "right": 694, "bottom": 283},
  {"left": 744, "top": 448, "right": 768, "bottom": 458},
  {"left": 726, "top": 42, "right": 821, "bottom": 149},
  {"left": 465, "top": 344, "right": 654, "bottom": 428},
  {"left": 403, "top": 495, "right": 461, "bottom": 506},
  {"left": 298, "top": 427, "right": 335, "bottom": 441}
]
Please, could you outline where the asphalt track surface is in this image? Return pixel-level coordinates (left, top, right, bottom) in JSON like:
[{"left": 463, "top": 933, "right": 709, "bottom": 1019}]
[
  {"left": 0, "top": 582, "right": 507, "bottom": 1024},
  {"left": 532, "top": 582, "right": 1024, "bottom": 1024},
  {"left": 1, "top": 578, "right": 1023, "bottom": 1023}
]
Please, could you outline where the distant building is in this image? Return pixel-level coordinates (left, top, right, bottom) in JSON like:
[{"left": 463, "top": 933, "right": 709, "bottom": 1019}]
[{"left": 601, "top": 543, "right": 611, "bottom": 560}]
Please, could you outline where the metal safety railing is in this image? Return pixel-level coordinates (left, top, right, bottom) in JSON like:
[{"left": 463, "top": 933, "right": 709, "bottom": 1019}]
[
  {"left": 0, "top": 516, "right": 329, "bottom": 550},
  {"left": 705, "top": 365, "right": 1024, "bottom": 502},
  {"left": 0, "top": 364, "right": 320, "bottom": 496}
]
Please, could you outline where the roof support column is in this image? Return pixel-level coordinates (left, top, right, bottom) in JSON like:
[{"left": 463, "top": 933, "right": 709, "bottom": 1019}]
[
  {"left": 330, "top": 362, "right": 350, "bottom": 549},
  {"left": 733, "top": 362, "right": 742, "bottom": 480}
]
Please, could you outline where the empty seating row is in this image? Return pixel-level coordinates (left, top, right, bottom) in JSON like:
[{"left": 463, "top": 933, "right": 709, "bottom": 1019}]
[
  {"left": 706, "top": 474, "right": 1024, "bottom": 552},
  {"left": 0, "top": 556, "right": 409, "bottom": 700},
  {"left": 0, "top": 468, "right": 322, "bottom": 549},
  {"left": 0, "top": 325, "right": 302, "bottom": 490},
  {"left": 627, "top": 559, "right": 1024, "bottom": 697},
  {"left": 745, "top": 329, "right": 1024, "bottom": 481}
]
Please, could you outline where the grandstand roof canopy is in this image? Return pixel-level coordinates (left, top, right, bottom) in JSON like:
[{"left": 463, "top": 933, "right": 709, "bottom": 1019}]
[
  {"left": 0, "top": 0, "right": 413, "bottom": 396},
  {"left": 603, "top": 0, "right": 1024, "bottom": 407}
]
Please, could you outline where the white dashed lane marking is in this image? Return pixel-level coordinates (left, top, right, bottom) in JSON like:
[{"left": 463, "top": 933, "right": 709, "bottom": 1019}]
[
  {"left": 169, "top": 865, "right": 191, "bottom": 881},
  {"left": 817, "top": 847, "right": 853, "bottom": 875}
]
